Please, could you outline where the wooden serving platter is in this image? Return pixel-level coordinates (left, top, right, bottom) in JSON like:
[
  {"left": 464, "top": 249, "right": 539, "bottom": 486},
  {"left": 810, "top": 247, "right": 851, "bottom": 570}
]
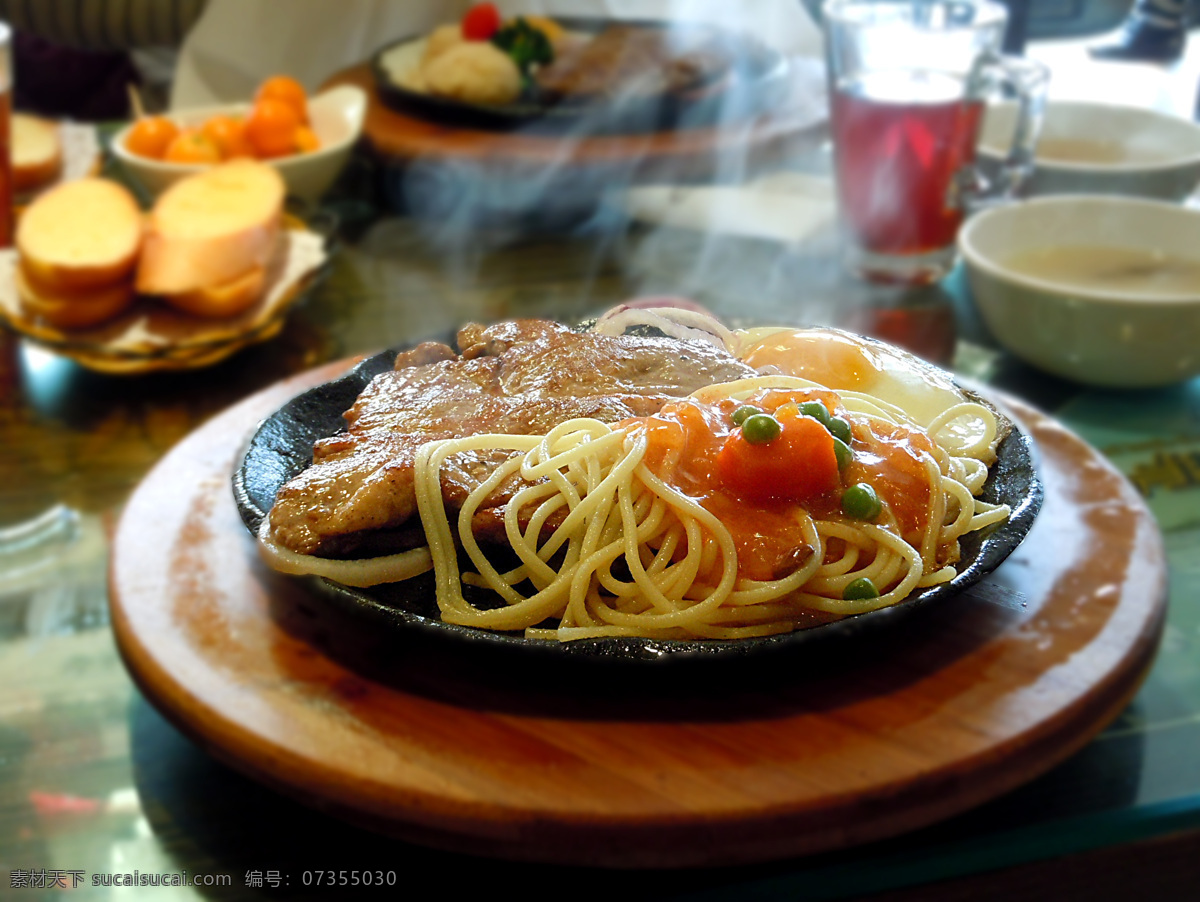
[
  {"left": 323, "top": 64, "right": 825, "bottom": 186},
  {"left": 109, "top": 357, "right": 1167, "bottom": 868}
]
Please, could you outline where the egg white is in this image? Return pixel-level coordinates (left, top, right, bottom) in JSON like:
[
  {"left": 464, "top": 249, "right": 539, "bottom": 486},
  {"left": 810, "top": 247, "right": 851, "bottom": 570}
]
[{"left": 732, "top": 327, "right": 987, "bottom": 449}]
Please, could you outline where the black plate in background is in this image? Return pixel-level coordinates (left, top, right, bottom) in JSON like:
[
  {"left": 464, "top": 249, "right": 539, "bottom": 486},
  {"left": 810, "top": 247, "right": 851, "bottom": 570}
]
[
  {"left": 233, "top": 344, "right": 1043, "bottom": 674},
  {"left": 370, "top": 17, "right": 791, "bottom": 134}
]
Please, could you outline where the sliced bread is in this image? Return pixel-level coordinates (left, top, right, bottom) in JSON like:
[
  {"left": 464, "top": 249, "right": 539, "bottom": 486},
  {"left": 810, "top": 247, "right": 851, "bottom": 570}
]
[
  {"left": 16, "top": 261, "right": 135, "bottom": 329},
  {"left": 12, "top": 114, "right": 63, "bottom": 193},
  {"left": 136, "top": 160, "right": 285, "bottom": 296},
  {"left": 17, "top": 178, "right": 143, "bottom": 291},
  {"left": 162, "top": 264, "right": 268, "bottom": 318}
]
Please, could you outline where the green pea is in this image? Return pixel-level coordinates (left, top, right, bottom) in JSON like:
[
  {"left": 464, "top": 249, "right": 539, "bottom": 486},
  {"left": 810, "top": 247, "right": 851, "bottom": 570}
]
[
  {"left": 741, "top": 413, "right": 782, "bottom": 445},
  {"left": 842, "top": 482, "right": 882, "bottom": 520},
  {"left": 731, "top": 405, "right": 760, "bottom": 427},
  {"left": 798, "top": 401, "right": 833, "bottom": 428},
  {"left": 829, "top": 415, "right": 853, "bottom": 445},
  {"left": 832, "top": 436, "right": 852, "bottom": 470},
  {"left": 843, "top": 577, "right": 879, "bottom": 601}
]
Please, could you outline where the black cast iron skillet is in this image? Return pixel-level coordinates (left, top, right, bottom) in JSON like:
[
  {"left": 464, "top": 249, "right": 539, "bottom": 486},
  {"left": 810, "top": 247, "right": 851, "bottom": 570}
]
[{"left": 233, "top": 340, "right": 1043, "bottom": 679}]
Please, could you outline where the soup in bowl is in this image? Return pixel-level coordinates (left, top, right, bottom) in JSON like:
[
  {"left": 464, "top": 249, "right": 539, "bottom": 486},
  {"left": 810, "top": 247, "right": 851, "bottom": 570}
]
[
  {"left": 959, "top": 195, "right": 1200, "bottom": 387},
  {"left": 978, "top": 100, "right": 1200, "bottom": 201}
]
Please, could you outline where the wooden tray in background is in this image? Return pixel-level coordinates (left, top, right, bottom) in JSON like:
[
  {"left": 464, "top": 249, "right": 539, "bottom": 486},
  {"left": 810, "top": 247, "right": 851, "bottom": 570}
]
[
  {"left": 322, "top": 63, "right": 826, "bottom": 187},
  {"left": 108, "top": 358, "right": 1167, "bottom": 868}
]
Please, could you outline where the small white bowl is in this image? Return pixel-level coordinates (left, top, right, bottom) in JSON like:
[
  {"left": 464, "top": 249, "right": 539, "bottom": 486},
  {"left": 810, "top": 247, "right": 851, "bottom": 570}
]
[
  {"left": 979, "top": 100, "right": 1200, "bottom": 201},
  {"left": 112, "top": 85, "right": 367, "bottom": 203},
  {"left": 959, "top": 195, "right": 1200, "bottom": 387}
]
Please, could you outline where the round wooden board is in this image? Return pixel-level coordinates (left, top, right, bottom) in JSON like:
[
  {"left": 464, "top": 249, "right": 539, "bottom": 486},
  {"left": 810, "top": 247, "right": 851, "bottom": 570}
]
[
  {"left": 109, "top": 357, "right": 1168, "bottom": 869},
  {"left": 323, "top": 64, "right": 824, "bottom": 183}
]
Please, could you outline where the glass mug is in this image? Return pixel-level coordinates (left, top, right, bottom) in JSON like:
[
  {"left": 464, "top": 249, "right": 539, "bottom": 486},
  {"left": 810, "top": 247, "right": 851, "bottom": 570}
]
[
  {"left": 0, "top": 22, "right": 11, "bottom": 248},
  {"left": 823, "top": 0, "right": 1047, "bottom": 284}
]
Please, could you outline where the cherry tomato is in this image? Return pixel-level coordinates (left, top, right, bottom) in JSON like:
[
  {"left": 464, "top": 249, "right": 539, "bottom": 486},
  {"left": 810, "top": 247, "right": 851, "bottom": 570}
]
[
  {"left": 125, "top": 116, "right": 180, "bottom": 159},
  {"left": 462, "top": 2, "right": 502, "bottom": 40},
  {"left": 717, "top": 405, "right": 840, "bottom": 504},
  {"left": 244, "top": 97, "right": 301, "bottom": 158},
  {"left": 201, "top": 115, "right": 253, "bottom": 159},
  {"left": 162, "top": 129, "right": 222, "bottom": 164},
  {"left": 255, "top": 75, "right": 308, "bottom": 123},
  {"left": 293, "top": 125, "right": 320, "bottom": 154}
]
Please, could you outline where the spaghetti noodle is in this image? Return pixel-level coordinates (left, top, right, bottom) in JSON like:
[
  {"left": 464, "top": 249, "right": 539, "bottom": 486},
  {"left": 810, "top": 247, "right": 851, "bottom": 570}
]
[{"left": 406, "top": 377, "right": 1009, "bottom": 641}]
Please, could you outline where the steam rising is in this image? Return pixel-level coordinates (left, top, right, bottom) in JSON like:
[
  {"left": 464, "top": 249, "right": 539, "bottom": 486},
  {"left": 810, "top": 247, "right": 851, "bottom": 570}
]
[{"left": 375, "top": 2, "right": 846, "bottom": 333}]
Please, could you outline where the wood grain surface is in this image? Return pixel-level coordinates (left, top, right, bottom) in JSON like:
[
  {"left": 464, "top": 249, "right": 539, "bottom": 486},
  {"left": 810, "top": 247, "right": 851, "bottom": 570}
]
[{"left": 108, "top": 357, "right": 1168, "bottom": 869}]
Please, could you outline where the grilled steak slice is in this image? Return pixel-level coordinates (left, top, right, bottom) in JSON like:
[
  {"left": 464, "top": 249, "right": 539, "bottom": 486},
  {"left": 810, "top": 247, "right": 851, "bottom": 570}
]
[
  {"left": 535, "top": 24, "right": 733, "bottom": 102},
  {"left": 267, "top": 320, "right": 756, "bottom": 557}
]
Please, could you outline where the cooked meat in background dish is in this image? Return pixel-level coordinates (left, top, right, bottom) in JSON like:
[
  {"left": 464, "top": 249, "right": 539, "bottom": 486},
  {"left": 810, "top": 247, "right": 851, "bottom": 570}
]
[
  {"left": 267, "top": 320, "right": 757, "bottom": 558},
  {"left": 535, "top": 24, "right": 735, "bottom": 101}
]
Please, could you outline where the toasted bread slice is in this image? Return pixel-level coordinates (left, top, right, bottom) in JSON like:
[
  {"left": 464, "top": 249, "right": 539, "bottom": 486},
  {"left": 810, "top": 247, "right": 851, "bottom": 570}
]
[
  {"left": 17, "top": 178, "right": 143, "bottom": 291},
  {"left": 12, "top": 114, "right": 63, "bottom": 192},
  {"left": 136, "top": 160, "right": 285, "bottom": 296},
  {"left": 161, "top": 264, "right": 267, "bottom": 318},
  {"left": 16, "top": 261, "right": 135, "bottom": 330}
]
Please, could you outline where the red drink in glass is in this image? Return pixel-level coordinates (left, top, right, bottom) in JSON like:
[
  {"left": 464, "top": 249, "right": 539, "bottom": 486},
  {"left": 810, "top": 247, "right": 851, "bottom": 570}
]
[
  {"left": 0, "top": 88, "right": 12, "bottom": 248},
  {"left": 831, "top": 70, "right": 983, "bottom": 261}
]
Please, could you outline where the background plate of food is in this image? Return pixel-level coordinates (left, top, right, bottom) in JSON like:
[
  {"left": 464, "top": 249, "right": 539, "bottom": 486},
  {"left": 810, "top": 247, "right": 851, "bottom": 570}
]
[
  {"left": 234, "top": 308, "right": 1042, "bottom": 672},
  {"left": 372, "top": 9, "right": 791, "bottom": 134}
]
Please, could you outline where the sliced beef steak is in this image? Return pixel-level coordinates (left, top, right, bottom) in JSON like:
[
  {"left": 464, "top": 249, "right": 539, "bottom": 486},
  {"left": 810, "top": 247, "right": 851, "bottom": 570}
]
[
  {"left": 267, "top": 320, "right": 756, "bottom": 557},
  {"left": 534, "top": 24, "right": 733, "bottom": 102}
]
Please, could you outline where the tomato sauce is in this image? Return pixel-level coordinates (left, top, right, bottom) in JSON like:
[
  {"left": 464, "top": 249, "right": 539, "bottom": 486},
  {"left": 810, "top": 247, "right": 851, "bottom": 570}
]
[{"left": 627, "top": 390, "right": 938, "bottom": 580}]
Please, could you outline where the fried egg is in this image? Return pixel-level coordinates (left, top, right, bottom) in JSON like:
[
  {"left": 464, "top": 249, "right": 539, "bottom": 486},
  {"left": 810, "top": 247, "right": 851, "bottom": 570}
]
[{"left": 735, "top": 327, "right": 983, "bottom": 443}]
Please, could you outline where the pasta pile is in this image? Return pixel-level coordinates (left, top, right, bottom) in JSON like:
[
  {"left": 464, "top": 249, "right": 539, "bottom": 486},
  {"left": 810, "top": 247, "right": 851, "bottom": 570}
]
[{"left": 411, "top": 376, "right": 1010, "bottom": 641}]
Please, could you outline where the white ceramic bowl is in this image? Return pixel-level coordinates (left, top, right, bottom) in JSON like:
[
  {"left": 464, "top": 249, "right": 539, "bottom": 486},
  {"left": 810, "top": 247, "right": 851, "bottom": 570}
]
[
  {"left": 959, "top": 195, "right": 1200, "bottom": 387},
  {"left": 112, "top": 85, "right": 367, "bottom": 203},
  {"left": 978, "top": 100, "right": 1200, "bottom": 201}
]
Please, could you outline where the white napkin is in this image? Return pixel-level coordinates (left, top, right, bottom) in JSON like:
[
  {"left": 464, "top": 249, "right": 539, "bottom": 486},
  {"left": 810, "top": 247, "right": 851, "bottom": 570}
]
[{"left": 170, "top": 0, "right": 824, "bottom": 108}]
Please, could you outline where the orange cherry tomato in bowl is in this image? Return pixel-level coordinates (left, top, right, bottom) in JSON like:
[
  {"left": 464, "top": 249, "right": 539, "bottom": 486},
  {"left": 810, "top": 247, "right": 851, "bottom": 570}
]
[
  {"left": 244, "top": 97, "right": 301, "bottom": 158},
  {"left": 255, "top": 75, "right": 308, "bottom": 124},
  {"left": 162, "top": 129, "right": 222, "bottom": 164},
  {"left": 125, "top": 116, "right": 181, "bottom": 159},
  {"left": 201, "top": 115, "right": 253, "bottom": 160},
  {"left": 293, "top": 125, "right": 320, "bottom": 154}
]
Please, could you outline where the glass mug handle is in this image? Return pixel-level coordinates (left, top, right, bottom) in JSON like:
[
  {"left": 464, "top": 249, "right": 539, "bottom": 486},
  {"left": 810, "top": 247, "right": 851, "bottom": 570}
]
[{"left": 961, "top": 51, "right": 1049, "bottom": 209}]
